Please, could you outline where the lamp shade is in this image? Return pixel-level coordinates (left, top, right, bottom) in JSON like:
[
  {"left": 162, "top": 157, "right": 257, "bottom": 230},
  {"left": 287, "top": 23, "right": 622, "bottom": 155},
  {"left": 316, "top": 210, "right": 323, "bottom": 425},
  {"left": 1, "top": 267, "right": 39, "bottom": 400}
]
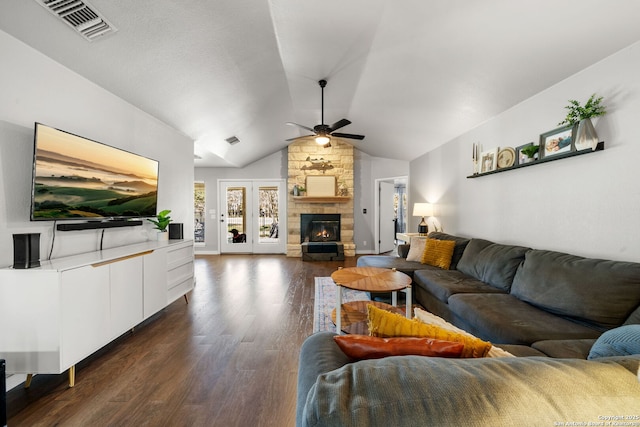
[{"left": 412, "top": 203, "right": 434, "bottom": 217}]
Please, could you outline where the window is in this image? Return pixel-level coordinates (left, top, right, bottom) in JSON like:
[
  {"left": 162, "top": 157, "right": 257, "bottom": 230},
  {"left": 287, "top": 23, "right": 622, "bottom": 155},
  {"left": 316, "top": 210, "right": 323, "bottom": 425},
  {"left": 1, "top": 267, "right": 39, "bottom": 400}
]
[{"left": 194, "top": 182, "right": 205, "bottom": 243}]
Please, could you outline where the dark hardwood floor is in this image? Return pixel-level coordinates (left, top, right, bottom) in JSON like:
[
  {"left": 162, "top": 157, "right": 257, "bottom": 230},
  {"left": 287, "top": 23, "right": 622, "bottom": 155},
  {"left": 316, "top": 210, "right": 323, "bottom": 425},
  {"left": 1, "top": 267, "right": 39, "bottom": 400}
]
[{"left": 7, "top": 254, "right": 359, "bottom": 426}]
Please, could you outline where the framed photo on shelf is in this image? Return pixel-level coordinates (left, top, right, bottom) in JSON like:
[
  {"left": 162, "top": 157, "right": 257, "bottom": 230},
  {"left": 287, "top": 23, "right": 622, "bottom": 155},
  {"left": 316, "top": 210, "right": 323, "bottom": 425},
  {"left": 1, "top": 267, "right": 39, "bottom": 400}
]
[
  {"left": 480, "top": 147, "right": 498, "bottom": 173},
  {"left": 515, "top": 142, "right": 535, "bottom": 165},
  {"left": 540, "top": 125, "right": 574, "bottom": 159}
]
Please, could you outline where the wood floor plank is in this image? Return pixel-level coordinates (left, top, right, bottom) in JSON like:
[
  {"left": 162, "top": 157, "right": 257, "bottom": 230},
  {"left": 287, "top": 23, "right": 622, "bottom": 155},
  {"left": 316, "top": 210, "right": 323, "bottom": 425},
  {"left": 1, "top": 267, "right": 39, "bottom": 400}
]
[{"left": 7, "top": 254, "right": 360, "bottom": 426}]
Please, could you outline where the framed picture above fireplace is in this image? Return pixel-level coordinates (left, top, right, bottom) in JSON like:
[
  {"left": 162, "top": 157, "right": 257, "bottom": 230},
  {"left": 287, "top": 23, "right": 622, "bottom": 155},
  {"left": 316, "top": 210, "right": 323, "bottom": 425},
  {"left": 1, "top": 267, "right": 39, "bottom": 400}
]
[{"left": 306, "top": 175, "right": 336, "bottom": 196}]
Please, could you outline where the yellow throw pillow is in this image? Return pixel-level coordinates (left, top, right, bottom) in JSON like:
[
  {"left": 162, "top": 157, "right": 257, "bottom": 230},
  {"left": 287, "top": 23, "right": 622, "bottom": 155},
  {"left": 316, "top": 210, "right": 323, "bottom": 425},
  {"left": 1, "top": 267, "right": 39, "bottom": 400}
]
[
  {"left": 367, "top": 304, "right": 492, "bottom": 358},
  {"left": 421, "top": 238, "right": 456, "bottom": 270}
]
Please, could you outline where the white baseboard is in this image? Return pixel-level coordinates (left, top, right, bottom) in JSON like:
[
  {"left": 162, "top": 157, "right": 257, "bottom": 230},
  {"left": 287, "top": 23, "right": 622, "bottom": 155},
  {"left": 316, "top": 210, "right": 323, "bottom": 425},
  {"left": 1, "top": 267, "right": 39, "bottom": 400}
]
[
  {"left": 195, "top": 250, "right": 220, "bottom": 255},
  {"left": 355, "top": 250, "right": 376, "bottom": 255}
]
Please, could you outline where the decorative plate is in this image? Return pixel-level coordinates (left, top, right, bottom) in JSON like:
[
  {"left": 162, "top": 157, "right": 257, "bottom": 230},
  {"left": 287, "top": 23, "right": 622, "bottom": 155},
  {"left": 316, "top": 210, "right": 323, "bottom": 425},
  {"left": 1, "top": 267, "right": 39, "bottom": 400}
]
[{"left": 497, "top": 147, "right": 516, "bottom": 168}]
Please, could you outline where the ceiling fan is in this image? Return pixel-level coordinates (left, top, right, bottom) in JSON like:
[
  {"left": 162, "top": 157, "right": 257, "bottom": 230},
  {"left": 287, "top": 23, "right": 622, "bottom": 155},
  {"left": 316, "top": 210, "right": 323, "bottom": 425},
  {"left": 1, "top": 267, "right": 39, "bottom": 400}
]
[{"left": 286, "top": 79, "right": 365, "bottom": 147}]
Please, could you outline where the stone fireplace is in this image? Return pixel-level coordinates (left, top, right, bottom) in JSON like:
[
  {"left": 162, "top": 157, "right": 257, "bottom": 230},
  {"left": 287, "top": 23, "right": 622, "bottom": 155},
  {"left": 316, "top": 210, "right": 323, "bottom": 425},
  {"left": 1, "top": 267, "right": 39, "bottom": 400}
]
[{"left": 287, "top": 140, "right": 355, "bottom": 257}]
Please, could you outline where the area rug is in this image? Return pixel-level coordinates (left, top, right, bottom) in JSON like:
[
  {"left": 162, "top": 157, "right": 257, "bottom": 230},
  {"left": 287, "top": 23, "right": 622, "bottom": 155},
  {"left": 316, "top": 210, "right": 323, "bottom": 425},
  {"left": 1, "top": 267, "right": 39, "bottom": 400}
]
[{"left": 313, "top": 277, "right": 370, "bottom": 333}]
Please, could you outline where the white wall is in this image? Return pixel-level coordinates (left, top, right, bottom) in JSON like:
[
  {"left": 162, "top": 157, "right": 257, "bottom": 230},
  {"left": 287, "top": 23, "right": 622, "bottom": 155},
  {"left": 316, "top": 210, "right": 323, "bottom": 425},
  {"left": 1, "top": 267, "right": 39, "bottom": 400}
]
[
  {"left": 410, "top": 41, "right": 640, "bottom": 262},
  {"left": 0, "top": 30, "right": 194, "bottom": 267}
]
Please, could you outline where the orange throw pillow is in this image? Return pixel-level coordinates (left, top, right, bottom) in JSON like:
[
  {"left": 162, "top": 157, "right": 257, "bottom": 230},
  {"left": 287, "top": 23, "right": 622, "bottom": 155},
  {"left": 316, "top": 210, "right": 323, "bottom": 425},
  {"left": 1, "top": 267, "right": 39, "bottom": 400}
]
[
  {"left": 421, "top": 238, "right": 456, "bottom": 270},
  {"left": 333, "top": 335, "right": 464, "bottom": 360}
]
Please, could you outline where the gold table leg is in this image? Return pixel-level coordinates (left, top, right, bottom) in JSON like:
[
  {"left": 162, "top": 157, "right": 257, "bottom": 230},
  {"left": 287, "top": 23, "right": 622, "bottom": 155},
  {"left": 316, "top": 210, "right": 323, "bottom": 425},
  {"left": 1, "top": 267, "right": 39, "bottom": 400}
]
[
  {"left": 24, "top": 373, "right": 33, "bottom": 388},
  {"left": 68, "top": 365, "right": 75, "bottom": 388}
]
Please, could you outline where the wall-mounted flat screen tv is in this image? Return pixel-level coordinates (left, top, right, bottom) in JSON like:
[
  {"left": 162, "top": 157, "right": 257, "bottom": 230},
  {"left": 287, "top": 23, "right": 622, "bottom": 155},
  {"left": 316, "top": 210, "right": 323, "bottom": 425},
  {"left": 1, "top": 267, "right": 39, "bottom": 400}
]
[{"left": 31, "top": 123, "right": 159, "bottom": 221}]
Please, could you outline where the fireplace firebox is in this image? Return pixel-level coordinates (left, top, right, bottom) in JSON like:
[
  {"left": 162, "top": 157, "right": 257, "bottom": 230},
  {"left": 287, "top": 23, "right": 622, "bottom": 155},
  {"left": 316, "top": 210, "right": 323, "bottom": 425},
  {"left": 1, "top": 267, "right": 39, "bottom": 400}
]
[
  {"left": 300, "top": 214, "right": 344, "bottom": 261},
  {"left": 300, "top": 214, "right": 341, "bottom": 243}
]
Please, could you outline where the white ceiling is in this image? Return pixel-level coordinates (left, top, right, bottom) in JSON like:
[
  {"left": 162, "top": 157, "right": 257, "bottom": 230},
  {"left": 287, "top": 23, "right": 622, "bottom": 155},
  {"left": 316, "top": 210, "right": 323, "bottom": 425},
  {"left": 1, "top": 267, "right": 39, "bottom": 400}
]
[{"left": 2, "top": 0, "right": 640, "bottom": 167}]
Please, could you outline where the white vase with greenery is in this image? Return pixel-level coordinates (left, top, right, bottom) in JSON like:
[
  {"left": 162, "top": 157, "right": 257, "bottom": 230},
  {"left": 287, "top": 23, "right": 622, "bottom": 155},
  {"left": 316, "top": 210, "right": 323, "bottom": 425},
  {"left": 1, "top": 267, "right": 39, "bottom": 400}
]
[{"left": 559, "top": 94, "right": 606, "bottom": 151}]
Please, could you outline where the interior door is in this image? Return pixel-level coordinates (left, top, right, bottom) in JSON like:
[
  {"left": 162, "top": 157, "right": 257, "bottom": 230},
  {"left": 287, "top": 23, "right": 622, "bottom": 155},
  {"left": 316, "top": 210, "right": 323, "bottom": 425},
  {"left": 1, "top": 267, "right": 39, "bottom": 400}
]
[
  {"left": 378, "top": 181, "right": 396, "bottom": 253},
  {"left": 219, "top": 180, "right": 286, "bottom": 254}
]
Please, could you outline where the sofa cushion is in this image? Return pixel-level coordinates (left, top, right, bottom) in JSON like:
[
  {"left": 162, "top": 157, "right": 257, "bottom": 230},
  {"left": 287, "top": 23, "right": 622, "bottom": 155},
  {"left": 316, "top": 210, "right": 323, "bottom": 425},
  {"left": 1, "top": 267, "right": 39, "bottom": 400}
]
[
  {"left": 532, "top": 339, "right": 597, "bottom": 359},
  {"left": 588, "top": 325, "right": 640, "bottom": 360},
  {"left": 413, "top": 268, "right": 506, "bottom": 304},
  {"left": 456, "top": 238, "right": 530, "bottom": 291},
  {"left": 427, "top": 232, "right": 470, "bottom": 270},
  {"left": 511, "top": 249, "right": 640, "bottom": 329},
  {"left": 367, "top": 304, "right": 492, "bottom": 357},
  {"left": 623, "top": 304, "right": 640, "bottom": 325},
  {"left": 413, "top": 307, "right": 514, "bottom": 358},
  {"left": 421, "top": 238, "right": 455, "bottom": 269},
  {"left": 356, "top": 255, "right": 427, "bottom": 278},
  {"left": 301, "top": 354, "right": 640, "bottom": 427},
  {"left": 447, "top": 293, "right": 602, "bottom": 345},
  {"left": 333, "top": 335, "right": 464, "bottom": 360}
]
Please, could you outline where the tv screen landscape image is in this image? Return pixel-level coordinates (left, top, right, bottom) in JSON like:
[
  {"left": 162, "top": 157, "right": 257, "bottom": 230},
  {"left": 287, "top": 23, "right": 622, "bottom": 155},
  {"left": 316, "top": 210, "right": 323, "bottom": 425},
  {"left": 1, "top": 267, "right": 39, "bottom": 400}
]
[{"left": 31, "top": 123, "right": 159, "bottom": 221}]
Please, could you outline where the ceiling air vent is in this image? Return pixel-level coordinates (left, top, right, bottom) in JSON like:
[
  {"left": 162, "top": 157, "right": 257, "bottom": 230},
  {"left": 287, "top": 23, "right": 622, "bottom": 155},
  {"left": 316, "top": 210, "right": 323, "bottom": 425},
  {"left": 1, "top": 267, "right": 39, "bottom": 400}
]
[
  {"left": 225, "top": 136, "right": 240, "bottom": 145},
  {"left": 35, "top": 0, "right": 117, "bottom": 42}
]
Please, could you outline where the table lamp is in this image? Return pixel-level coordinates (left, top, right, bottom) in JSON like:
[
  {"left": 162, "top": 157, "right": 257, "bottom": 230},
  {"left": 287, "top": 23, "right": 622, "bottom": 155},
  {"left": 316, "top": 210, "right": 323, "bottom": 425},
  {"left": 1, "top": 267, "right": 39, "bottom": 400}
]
[{"left": 412, "top": 203, "right": 433, "bottom": 235}]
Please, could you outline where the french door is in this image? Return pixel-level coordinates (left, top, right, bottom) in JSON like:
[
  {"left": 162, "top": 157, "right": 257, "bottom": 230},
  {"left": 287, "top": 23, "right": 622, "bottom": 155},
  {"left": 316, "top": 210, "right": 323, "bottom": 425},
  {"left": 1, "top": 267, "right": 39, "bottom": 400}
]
[{"left": 219, "top": 180, "right": 286, "bottom": 254}]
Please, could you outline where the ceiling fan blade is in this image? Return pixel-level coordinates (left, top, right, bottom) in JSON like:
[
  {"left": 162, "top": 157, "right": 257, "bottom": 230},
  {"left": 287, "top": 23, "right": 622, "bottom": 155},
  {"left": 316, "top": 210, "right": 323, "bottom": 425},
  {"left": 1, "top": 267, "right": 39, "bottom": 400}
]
[
  {"left": 329, "top": 118, "right": 351, "bottom": 132},
  {"left": 286, "top": 122, "right": 316, "bottom": 133},
  {"left": 286, "top": 134, "right": 315, "bottom": 142},
  {"left": 332, "top": 132, "right": 365, "bottom": 140}
]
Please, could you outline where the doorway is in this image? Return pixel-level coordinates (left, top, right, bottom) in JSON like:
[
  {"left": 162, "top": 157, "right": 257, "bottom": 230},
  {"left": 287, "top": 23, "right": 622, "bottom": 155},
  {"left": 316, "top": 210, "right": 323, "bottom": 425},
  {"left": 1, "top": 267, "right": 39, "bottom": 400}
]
[
  {"left": 375, "top": 177, "right": 407, "bottom": 254},
  {"left": 219, "top": 180, "right": 286, "bottom": 254}
]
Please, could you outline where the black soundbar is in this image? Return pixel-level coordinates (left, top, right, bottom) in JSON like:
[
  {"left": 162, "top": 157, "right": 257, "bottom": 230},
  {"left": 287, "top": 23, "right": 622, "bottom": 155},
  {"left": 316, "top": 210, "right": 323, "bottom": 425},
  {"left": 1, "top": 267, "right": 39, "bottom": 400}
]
[{"left": 56, "top": 220, "right": 143, "bottom": 231}]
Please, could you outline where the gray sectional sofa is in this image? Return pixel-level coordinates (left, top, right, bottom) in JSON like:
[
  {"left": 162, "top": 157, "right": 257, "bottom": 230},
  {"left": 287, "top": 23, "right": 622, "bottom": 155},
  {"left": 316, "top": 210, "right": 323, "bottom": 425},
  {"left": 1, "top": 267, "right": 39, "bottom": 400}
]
[
  {"left": 357, "top": 232, "right": 640, "bottom": 358},
  {"left": 296, "top": 332, "right": 640, "bottom": 427},
  {"left": 295, "top": 233, "right": 640, "bottom": 426}
]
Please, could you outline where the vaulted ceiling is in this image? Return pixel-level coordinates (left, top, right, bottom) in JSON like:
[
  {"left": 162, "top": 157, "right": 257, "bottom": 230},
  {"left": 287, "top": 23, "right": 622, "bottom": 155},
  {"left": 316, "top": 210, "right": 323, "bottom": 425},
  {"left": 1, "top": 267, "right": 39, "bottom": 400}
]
[{"left": 2, "top": 1, "right": 640, "bottom": 167}]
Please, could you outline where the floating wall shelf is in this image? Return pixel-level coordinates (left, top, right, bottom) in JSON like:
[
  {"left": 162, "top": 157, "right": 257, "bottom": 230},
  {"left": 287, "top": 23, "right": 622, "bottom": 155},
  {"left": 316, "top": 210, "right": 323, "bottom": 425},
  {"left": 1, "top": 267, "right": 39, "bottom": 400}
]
[
  {"left": 467, "top": 142, "right": 604, "bottom": 179},
  {"left": 292, "top": 196, "right": 351, "bottom": 203}
]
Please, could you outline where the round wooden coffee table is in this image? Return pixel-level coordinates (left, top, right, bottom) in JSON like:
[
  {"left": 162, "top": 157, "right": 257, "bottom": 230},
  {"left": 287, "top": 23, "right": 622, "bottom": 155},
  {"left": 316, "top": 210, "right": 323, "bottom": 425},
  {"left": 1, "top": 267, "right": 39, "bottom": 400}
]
[
  {"left": 330, "top": 266, "right": 412, "bottom": 334},
  {"left": 330, "top": 300, "right": 405, "bottom": 335}
]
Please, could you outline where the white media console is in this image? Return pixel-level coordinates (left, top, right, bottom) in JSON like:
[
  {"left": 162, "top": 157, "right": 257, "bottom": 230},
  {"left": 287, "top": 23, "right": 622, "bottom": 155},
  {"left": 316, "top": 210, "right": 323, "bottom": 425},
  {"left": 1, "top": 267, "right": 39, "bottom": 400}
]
[{"left": 0, "top": 239, "right": 194, "bottom": 387}]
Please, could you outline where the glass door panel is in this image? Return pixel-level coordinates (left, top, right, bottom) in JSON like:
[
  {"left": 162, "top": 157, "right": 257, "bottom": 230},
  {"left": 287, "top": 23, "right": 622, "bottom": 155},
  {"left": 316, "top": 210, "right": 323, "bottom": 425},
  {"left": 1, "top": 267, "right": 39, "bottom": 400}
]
[
  {"left": 253, "top": 182, "right": 285, "bottom": 254},
  {"left": 194, "top": 182, "right": 205, "bottom": 243},
  {"left": 220, "top": 181, "right": 252, "bottom": 253}
]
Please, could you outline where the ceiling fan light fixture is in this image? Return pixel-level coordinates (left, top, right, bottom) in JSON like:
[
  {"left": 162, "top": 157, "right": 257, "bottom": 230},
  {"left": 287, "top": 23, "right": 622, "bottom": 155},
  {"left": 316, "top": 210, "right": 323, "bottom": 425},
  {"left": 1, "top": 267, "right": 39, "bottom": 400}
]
[{"left": 315, "top": 135, "right": 331, "bottom": 145}]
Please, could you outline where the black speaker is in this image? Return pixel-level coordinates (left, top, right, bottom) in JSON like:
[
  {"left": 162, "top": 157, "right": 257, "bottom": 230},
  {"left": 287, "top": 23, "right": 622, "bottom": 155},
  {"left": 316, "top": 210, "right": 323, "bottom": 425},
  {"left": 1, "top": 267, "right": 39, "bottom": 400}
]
[
  {"left": 13, "top": 233, "right": 40, "bottom": 269},
  {"left": 168, "top": 223, "right": 183, "bottom": 240}
]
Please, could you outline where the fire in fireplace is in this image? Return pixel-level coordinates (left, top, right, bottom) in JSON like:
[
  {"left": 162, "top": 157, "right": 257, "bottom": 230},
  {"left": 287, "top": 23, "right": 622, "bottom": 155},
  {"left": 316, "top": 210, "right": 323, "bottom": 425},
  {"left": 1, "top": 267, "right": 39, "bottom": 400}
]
[{"left": 300, "top": 214, "right": 341, "bottom": 243}]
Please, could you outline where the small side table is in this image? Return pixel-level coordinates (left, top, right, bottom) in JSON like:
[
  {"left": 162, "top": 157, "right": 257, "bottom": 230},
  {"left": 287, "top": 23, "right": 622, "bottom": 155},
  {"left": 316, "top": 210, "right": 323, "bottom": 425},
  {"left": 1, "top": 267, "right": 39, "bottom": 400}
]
[
  {"left": 395, "top": 232, "right": 422, "bottom": 244},
  {"left": 330, "top": 266, "right": 412, "bottom": 334}
]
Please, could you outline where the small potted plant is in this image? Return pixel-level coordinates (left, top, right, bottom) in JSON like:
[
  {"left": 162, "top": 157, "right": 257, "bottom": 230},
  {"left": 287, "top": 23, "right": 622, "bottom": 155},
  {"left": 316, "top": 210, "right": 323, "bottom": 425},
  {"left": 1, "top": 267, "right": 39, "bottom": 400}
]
[
  {"left": 559, "top": 93, "right": 606, "bottom": 151},
  {"left": 520, "top": 145, "right": 539, "bottom": 163},
  {"left": 148, "top": 209, "right": 172, "bottom": 240}
]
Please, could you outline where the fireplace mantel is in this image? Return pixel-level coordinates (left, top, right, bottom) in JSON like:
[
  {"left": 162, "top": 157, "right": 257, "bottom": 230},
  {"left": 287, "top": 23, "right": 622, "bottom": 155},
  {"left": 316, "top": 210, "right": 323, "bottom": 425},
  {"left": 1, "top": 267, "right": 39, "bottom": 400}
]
[{"left": 292, "top": 196, "right": 351, "bottom": 203}]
